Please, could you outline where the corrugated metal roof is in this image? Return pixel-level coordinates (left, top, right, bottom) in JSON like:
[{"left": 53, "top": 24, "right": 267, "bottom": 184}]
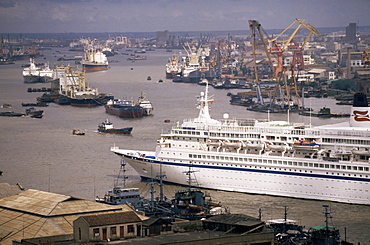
[
  {"left": 0, "top": 189, "right": 120, "bottom": 216},
  {"left": 0, "top": 183, "right": 24, "bottom": 198},
  {"left": 0, "top": 189, "right": 135, "bottom": 245}
]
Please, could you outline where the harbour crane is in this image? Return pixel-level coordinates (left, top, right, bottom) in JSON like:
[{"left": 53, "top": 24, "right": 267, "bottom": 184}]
[
  {"left": 268, "top": 19, "right": 321, "bottom": 76},
  {"left": 249, "top": 20, "right": 277, "bottom": 105},
  {"left": 268, "top": 19, "right": 321, "bottom": 110},
  {"left": 362, "top": 46, "right": 370, "bottom": 68}
]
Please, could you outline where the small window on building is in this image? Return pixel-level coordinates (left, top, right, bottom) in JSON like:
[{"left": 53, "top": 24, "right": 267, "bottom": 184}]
[
  {"left": 93, "top": 228, "right": 100, "bottom": 237},
  {"left": 128, "top": 225, "right": 134, "bottom": 233},
  {"left": 111, "top": 226, "right": 117, "bottom": 235}
]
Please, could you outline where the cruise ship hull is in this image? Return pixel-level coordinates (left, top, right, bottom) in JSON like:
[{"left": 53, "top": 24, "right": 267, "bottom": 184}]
[
  {"left": 111, "top": 85, "right": 370, "bottom": 206},
  {"left": 112, "top": 148, "right": 370, "bottom": 205}
]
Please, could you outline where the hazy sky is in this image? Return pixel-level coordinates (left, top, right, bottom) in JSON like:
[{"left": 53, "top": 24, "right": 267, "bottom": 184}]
[{"left": 0, "top": 0, "right": 369, "bottom": 33}]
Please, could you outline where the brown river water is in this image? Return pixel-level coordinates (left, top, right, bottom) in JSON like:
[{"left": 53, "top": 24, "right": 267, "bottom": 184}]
[{"left": 0, "top": 48, "right": 369, "bottom": 244}]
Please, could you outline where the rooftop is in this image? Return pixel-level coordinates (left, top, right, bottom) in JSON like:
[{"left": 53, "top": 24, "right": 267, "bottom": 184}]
[{"left": 0, "top": 188, "right": 132, "bottom": 245}]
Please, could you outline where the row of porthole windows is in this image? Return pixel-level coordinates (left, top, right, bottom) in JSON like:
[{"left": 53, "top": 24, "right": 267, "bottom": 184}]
[
  {"left": 173, "top": 130, "right": 201, "bottom": 136},
  {"left": 197, "top": 175, "right": 353, "bottom": 197},
  {"left": 188, "top": 153, "right": 369, "bottom": 172},
  {"left": 158, "top": 151, "right": 370, "bottom": 178},
  {"left": 185, "top": 159, "right": 369, "bottom": 178}
]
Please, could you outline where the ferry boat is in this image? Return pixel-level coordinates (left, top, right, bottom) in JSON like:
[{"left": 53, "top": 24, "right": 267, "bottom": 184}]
[{"left": 111, "top": 83, "right": 370, "bottom": 205}]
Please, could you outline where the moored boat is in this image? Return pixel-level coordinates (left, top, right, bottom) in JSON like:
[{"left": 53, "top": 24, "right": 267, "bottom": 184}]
[
  {"left": 54, "top": 65, "right": 113, "bottom": 107},
  {"left": 81, "top": 48, "right": 108, "bottom": 72},
  {"left": 98, "top": 119, "right": 133, "bottom": 134},
  {"left": 137, "top": 91, "right": 153, "bottom": 116},
  {"left": 111, "top": 84, "right": 370, "bottom": 205},
  {"left": 0, "top": 111, "right": 24, "bottom": 117},
  {"left": 165, "top": 53, "right": 182, "bottom": 79},
  {"left": 105, "top": 99, "right": 144, "bottom": 118},
  {"left": 25, "top": 107, "right": 43, "bottom": 118},
  {"left": 96, "top": 160, "right": 144, "bottom": 209},
  {"left": 22, "top": 58, "right": 53, "bottom": 83}
]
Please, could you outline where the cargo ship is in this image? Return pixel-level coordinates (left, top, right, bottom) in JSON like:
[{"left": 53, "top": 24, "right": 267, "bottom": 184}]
[
  {"left": 81, "top": 48, "right": 108, "bottom": 72},
  {"left": 105, "top": 99, "right": 144, "bottom": 118}
]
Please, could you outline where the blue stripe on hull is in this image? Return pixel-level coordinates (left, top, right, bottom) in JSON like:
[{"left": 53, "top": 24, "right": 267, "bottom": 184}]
[{"left": 116, "top": 153, "right": 370, "bottom": 183}]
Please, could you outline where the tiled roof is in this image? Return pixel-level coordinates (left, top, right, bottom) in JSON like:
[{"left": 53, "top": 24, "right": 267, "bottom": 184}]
[
  {"left": 81, "top": 211, "right": 142, "bottom": 227},
  {"left": 0, "top": 189, "right": 132, "bottom": 245}
]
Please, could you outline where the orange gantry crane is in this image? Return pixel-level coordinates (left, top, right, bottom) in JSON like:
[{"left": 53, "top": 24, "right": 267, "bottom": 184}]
[
  {"left": 268, "top": 19, "right": 322, "bottom": 77},
  {"left": 362, "top": 46, "right": 370, "bottom": 68}
]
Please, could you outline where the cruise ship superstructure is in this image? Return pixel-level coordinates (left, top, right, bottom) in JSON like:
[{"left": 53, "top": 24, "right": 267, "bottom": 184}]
[{"left": 111, "top": 83, "right": 370, "bottom": 205}]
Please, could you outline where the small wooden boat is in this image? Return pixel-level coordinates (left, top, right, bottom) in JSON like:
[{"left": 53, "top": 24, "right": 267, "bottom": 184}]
[{"left": 72, "top": 129, "right": 85, "bottom": 135}]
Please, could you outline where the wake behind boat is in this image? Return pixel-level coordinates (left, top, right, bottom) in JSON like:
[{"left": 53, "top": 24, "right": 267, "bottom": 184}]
[{"left": 111, "top": 82, "right": 370, "bottom": 205}]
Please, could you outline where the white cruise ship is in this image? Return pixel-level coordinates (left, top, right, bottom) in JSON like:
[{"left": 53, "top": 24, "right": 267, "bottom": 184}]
[{"left": 111, "top": 83, "right": 370, "bottom": 205}]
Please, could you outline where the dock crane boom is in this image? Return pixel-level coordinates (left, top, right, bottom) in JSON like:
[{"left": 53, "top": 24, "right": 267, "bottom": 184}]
[
  {"left": 362, "top": 46, "right": 370, "bottom": 68},
  {"left": 268, "top": 19, "right": 321, "bottom": 75},
  {"left": 249, "top": 20, "right": 278, "bottom": 105},
  {"left": 249, "top": 20, "right": 277, "bottom": 83}
]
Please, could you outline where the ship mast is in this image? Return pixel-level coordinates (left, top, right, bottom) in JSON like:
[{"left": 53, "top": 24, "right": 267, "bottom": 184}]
[
  {"left": 114, "top": 159, "right": 128, "bottom": 188},
  {"left": 197, "top": 81, "right": 214, "bottom": 122},
  {"left": 156, "top": 163, "right": 166, "bottom": 202}
]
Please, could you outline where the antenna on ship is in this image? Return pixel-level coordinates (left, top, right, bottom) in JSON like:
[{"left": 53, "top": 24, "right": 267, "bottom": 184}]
[
  {"left": 115, "top": 159, "right": 129, "bottom": 188},
  {"left": 322, "top": 204, "right": 335, "bottom": 244},
  {"left": 183, "top": 164, "right": 199, "bottom": 189},
  {"left": 156, "top": 162, "right": 166, "bottom": 202},
  {"left": 284, "top": 205, "right": 288, "bottom": 224}
]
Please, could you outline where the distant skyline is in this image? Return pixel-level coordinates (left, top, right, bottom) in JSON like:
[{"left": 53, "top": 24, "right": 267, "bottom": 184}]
[{"left": 0, "top": 0, "right": 369, "bottom": 33}]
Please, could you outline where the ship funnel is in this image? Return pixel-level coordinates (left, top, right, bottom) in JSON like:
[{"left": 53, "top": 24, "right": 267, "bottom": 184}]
[{"left": 350, "top": 93, "right": 370, "bottom": 127}]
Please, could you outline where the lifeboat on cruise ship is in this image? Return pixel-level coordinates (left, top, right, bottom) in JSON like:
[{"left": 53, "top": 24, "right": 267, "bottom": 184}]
[
  {"left": 222, "top": 140, "right": 243, "bottom": 148},
  {"left": 351, "top": 148, "right": 370, "bottom": 156},
  {"left": 266, "top": 142, "right": 291, "bottom": 151},
  {"left": 244, "top": 141, "right": 264, "bottom": 149},
  {"left": 207, "top": 140, "right": 221, "bottom": 147},
  {"left": 292, "top": 140, "right": 319, "bottom": 150}
]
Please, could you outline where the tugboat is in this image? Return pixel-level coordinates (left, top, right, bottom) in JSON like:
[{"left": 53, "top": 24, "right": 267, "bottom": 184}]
[
  {"left": 96, "top": 160, "right": 144, "bottom": 210},
  {"left": 97, "top": 162, "right": 224, "bottom": 220},
  {"left": 170, "top": 166, "right": 224, "bottom": 220},
  {"left": 97, "top": 119, "right": 133, "bottom": 134}
]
